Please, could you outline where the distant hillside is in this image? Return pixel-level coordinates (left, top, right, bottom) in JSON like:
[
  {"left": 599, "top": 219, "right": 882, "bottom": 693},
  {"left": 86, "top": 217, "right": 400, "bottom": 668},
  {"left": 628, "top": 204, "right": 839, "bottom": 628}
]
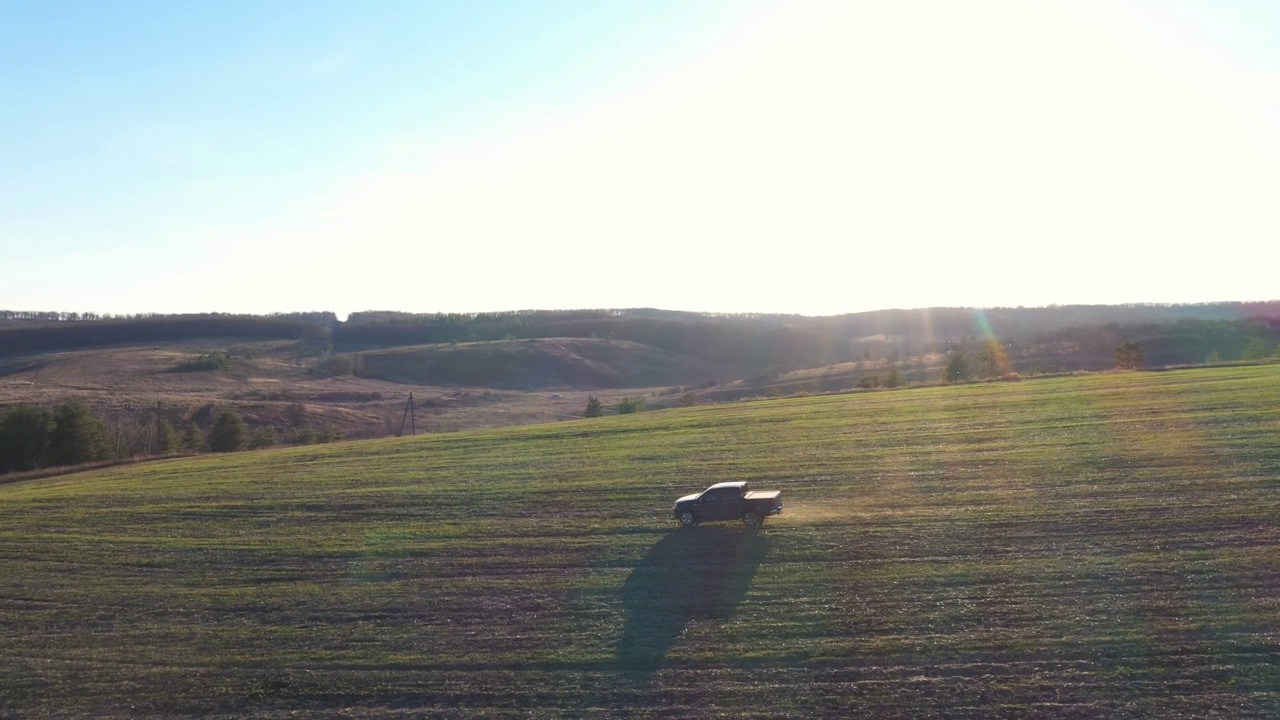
[
  {"left": 339, "top": 303, "right": 1280, "bottom": 371},
  {"left": 355, "top": 338, "right": 731, "bottom": 390},
  {"left": 3, "top": 303, "right": 1279, "bottom": 376}
]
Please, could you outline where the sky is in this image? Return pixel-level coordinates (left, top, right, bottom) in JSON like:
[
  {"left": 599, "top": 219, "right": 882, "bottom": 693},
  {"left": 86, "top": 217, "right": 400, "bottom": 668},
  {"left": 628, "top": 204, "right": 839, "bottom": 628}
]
[{"left": 3, "top": 0, "right": 1279, "bottom": 320}]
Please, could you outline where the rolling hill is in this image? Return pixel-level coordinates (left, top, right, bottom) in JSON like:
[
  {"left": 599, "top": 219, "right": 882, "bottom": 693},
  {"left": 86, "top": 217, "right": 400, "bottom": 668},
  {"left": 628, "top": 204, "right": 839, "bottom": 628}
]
[
  {"left": 0, "top": 337, "right": 718, "bottom": 443},
  {"left": 2, "top": 365, "right": 1278, "bottom": 717},
  {"left": 4, "top": 303, "right": 1279, "bottom": 448}
]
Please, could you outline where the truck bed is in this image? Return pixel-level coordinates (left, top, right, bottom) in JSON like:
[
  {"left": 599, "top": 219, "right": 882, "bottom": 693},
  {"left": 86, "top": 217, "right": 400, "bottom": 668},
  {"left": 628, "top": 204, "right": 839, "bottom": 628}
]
[{"left": 744, "top": 490, "right": 780, "bottom": 501}]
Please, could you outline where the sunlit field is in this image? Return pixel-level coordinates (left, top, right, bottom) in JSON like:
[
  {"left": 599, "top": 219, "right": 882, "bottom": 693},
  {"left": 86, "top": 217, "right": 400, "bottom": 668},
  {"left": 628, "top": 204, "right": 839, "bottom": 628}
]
[{"left": 2, "top": 367, "right": 1279, "bottom": 718}]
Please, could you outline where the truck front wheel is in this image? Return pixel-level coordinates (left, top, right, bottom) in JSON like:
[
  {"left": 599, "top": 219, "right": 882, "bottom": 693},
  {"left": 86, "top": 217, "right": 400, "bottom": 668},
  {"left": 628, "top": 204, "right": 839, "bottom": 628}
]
[
  {"left": 742, "top": 511, "right": 761, "bottom": 528},
  {"left": 678, "top": 510, "right": 698, "bottom": 527}
]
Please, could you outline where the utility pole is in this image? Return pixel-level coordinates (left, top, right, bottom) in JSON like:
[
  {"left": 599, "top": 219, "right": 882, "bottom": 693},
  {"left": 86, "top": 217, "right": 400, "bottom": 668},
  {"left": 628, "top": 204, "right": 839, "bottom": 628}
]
[{"left": 398, "top": 393, "right": 417, "bottom": 437}]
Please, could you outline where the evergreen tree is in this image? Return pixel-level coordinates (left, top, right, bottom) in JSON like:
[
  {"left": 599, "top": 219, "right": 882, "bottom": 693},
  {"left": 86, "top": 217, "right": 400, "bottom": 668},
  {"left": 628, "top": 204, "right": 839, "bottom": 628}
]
[
  {"left": 207, "top": 411, "right": 247, "bottom": 452},
  {"left": 157, "top": 419, "right": 181, "bottom": 454},
  {"left": 47, "top": 399, "right": 109, "bottom": 466},
  {"left": 1115, "top": 341, "right": 1145, "bottom": 370},
  {"left": 583, "top": 396, "right": 604, "bottom": 418},
  {"left": 0, "top": 404, "right": 53, "bottom": 473},
  {"left": 943, "top": 352, "right": 970, "bottom": 382},
  {"left": 181, "top": 424, "right": 205, "bottom": 453}
]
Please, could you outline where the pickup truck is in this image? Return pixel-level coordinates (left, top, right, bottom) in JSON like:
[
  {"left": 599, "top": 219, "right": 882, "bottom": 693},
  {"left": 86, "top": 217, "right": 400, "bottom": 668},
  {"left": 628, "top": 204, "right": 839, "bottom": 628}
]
[{"left": 672, "top": 481, "right": 782, "bottom": 528}]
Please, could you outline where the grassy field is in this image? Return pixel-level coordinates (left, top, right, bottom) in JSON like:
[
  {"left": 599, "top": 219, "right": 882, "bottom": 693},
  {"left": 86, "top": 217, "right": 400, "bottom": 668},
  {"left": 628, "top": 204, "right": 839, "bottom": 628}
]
[{"left": 2, "top": 366, "right": 1279, "bottom": 718}]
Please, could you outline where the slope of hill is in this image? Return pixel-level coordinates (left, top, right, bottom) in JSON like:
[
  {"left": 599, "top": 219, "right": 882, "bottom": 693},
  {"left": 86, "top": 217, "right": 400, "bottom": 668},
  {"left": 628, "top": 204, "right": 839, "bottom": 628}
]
[
  {"left": 2, "top": 366, "right": 1278, "bottom": 717},
  {"left": 0, "top": 337, "right": 738, "bottom": 446},
  {"left": 355, "top": 337, "right": 732, "bottom": 389}
]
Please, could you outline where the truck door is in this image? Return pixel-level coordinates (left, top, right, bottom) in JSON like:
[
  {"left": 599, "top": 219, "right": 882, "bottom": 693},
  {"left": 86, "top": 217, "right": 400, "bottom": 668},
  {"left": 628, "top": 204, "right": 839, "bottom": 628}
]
[
  {"left": 727, "top": 487, "right": 745, "bottom": 519},
  {"left": 700, "top": 489, "right": 735, "bottom": 520}
]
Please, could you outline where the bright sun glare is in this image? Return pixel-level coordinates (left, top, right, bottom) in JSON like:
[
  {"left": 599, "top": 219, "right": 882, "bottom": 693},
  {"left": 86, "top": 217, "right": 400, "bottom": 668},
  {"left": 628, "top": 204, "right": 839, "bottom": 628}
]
[{"left": 4, "top": 1, "right": 1278, "bottom": 316}]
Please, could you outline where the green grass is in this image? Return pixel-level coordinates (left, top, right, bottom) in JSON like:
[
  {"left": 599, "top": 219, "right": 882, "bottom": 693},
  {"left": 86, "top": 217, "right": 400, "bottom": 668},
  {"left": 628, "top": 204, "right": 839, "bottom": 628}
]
[{"left": 2, "top": 367, "right": 1279, "bottom": 718}]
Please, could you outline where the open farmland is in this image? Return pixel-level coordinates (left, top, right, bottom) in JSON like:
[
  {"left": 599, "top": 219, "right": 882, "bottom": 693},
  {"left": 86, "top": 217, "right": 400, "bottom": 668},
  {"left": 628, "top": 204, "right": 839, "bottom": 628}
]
[{"left": 2, "top": 367, "right": 1279, "bottom": 718}]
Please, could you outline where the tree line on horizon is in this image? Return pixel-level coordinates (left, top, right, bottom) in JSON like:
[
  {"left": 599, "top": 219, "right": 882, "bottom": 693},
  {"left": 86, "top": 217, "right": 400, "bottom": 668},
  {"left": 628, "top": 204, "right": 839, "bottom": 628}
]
[
  {"left": 2, "top": 304, "right": 1278, "bottom": 375},
  {"left": 0, "top": 310, "right": 337, "bottom": 324},
  {"left": 0, "top": 313, "right": 331, "bottom": 357}
]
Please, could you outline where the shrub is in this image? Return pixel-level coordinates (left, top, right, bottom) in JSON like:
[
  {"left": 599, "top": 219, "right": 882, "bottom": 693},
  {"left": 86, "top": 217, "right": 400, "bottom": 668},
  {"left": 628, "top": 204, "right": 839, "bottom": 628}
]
[
  {"left": 617, "top": 396, "right": 646, "bottom": 414},
  {"left": 314, "top": 352, "right": 359, "bottom": 377},
  {"left": 293, "top": 425, "right": 342, "bottom": 445},
  {"left": 1241, "top": 338, "right": 1271, "bottom": 362},
  {"left": 248, "top": 426, "right": 277, "bottom": 449},
  {"left": 176, "top": 351, "right": 230, "bottom": 372},
  {"left": 884, "top": 366, "right": 905, "bottom": 388},
  {"left": 583, "top": 396, "right": 604, "bottom": 418}
]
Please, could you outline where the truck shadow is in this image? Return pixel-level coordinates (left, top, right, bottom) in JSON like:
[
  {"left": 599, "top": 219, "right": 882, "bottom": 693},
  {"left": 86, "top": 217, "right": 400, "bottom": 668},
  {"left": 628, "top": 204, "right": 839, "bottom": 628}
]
[{"left": 615, "top": 526, "right": 771, "bottom": 680}]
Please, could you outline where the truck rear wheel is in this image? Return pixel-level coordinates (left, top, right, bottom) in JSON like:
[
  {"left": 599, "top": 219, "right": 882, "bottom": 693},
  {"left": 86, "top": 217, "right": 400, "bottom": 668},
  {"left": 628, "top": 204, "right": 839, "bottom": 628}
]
[
  {"left": 678, "top": 510, "right": 698, "bottom": 527},
  {"left": 742, "top": 511, "right": 761, "bottom": 527}
]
